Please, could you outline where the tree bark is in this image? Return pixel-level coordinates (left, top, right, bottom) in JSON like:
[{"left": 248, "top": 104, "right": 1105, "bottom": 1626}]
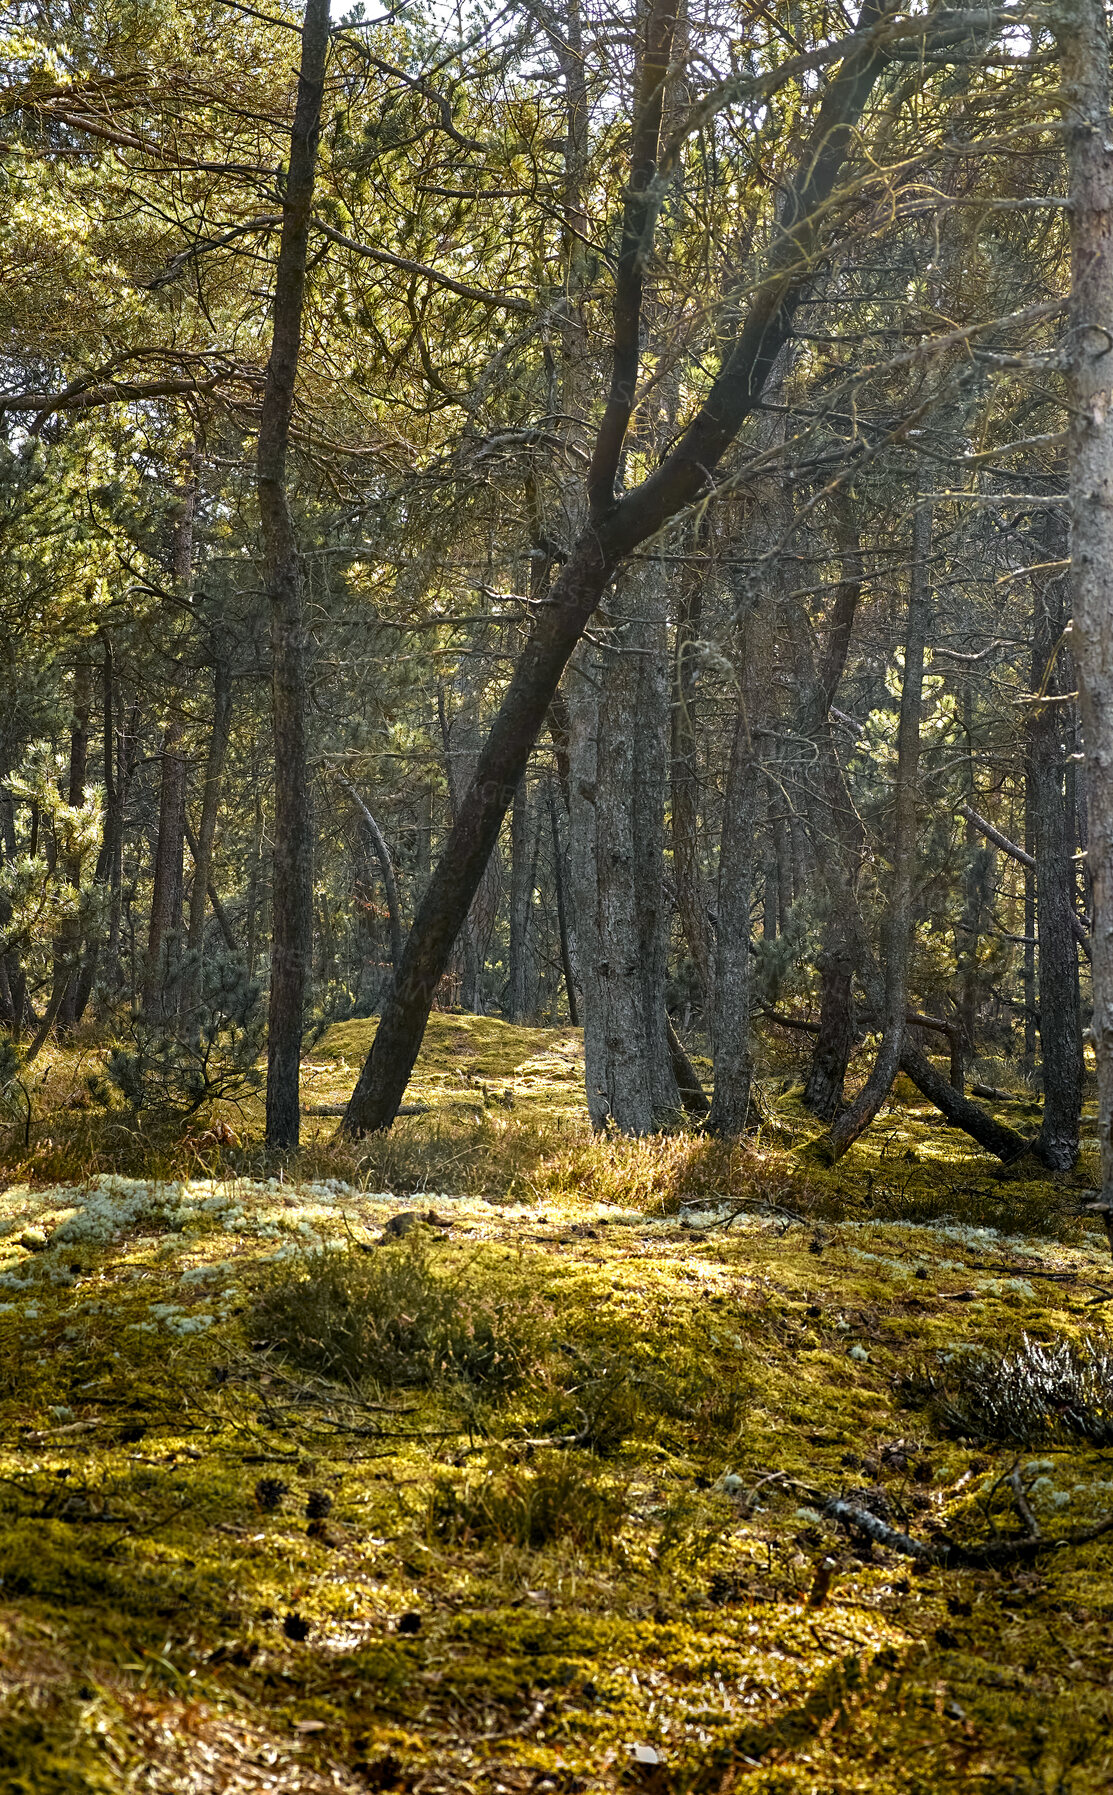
[
  {"left": 437, "top": 683, "right": 483, "bottom": 1010},
  {"left": 339, "top": 775, "right": 404, "bottom": 975},
  {"left": 547, "top": 778, "right": 579, "bottom": 1026},
  {"left": 54, "top": 655, "right": 92, "bottom": 1032},
  {"left": 183, "top": 657, "right": 233, "bottom": 1009},
  {"left": 707, "top": 706, "right": 761, "bottom": 1134},
  {"left": 802, "top": 941, "right": 855, "bottom": 1122},
  {"left": 70, "top": 636, "right": 122, "bottom": 1022},
  {"left": 825, "top": 493, "right": 931, "bottom": 1160},
  {"left": 671, "top": 543, "right": 713, "bottom": 1008},
  {"left": 507, "top": 775, "right": 531, "bottom": 1022},
  {"left": 145, "top": 466, "right": 196, "bottom": 1013},
  {"left": 1058, "top": 0, "right": 1113, "bottom": 1234},
  {"left": 1029, "top": 555, "right": 1083, "bottom": 1170},
  {"left": 341, "top": 5, "right": 895, "bottom": 1134},
  {"left": 569, "top": 563, "right": 679, "bottom": 1130},
  {"left": 258, "top": 0, "right": 330, "bottom": 1150}
]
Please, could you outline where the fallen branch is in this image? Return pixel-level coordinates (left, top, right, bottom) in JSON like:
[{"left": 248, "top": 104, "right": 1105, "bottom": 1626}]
[{"left": 824, "top": 1494, "right": 1113, "bottom": 1568}]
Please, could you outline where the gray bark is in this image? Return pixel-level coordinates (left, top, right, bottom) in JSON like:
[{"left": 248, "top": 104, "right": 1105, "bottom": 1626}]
[
  {"left": 825, "top": 493, "right": 931, "bottom": 1160},
  {"left": 671, "top": 546, "right": 713, "bottom": 1008},
  {"left": 184, "top": 657, "right": 233, "bottom": 1008},
  {"left": 144, "top": 478, "right": 195, "bottom": 1015},
  {"left": 508, "top": 776, "right": 531, "bottom": 1022},
  {"left": 569, "top": 563, "right": 679, "bottom": 1130},
  {"left": 707, "top": 708, "right": 761, "bottom": 1135},
  {"left": 1058, "top": 0, "right": 1113, "bottom": 1235},
  {"left": 1029, "top": 553, "right": 1083, "bottom": 1170},
  {"left": 339, "top": 774, "right": 405, "bottom": 976}
]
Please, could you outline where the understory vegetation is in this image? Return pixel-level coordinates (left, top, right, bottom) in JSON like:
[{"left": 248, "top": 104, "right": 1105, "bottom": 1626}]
[{"left": 0, "top": 1016, "right": 1110, "bottom": 1792}]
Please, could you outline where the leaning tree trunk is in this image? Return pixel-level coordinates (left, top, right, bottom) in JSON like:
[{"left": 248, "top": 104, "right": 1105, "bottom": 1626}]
[
  {"left": 1029, "top": 553, "right": 1083, "bottom": 1170},
  {"left": 1058, "top": 0, "right": 1113, "bottom": 1237},
  {"left": 340, "top": 5, "right": 895, "bottom": 1134},
  {"left": 259, "top": 0, "right": 330, "bottom": 1150},
  {"left": 825, "top": 493, "right": 931, "bottom": 1160}
]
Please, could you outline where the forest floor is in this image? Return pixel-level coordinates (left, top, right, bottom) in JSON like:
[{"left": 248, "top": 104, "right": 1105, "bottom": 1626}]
[{"left": 0, "top": 1017, "right": 1112, "bottom": 1792}]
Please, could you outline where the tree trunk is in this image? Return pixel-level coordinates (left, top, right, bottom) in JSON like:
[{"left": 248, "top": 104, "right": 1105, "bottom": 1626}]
[
  {"left": 54, "top": 655, "right": 92, "bottom": 1032},
  {"left": 547, "top": 778, "right": 579, "bottom": 1026},
  {"left": 341, "top": 10, "right": 894, "bottom": 1134},
  {"left": 1029, "top": 557, "right": 1083, "bottom": 1170},
  {"left": 183, "top": 657, "right": 233, "bottom": 1009},
  {"left": 803, "top": 939, "right": 855, "bottom": 1122},
  {"left": 671, "top": 545, "right": 712, "bottom": 1008},
  {"left": 569, "top": 563, "right": 679, "bottom": 1130},
  {"left": 339, "top": 775, "right": 404, "bottom": 975},
  {"left": 1057, "top": 0, "right": 1113, "bottom": 1236},
  {"left": 71, "top": 636, "right": 122, "bottom": 1022},
  {"left": 144, "top": 474, "right": 195, "bottom": 1014},
  {"left": 825, "top": 493, "right": 931, "bottom": 1160},
  {"left": 437, "top": 684, "right": 484, "bottom": 1011},
  {"left": 507, "top": 775, "right": 531, "bottom": 1022},
  {"left": 258, "top": 0, "right": 330, "bottom": 1150},
  {"left": 708, "top": 706, "right": 761, "bottom": 1134}
]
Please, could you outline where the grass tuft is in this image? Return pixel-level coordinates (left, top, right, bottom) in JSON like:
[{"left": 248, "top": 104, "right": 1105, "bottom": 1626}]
[
  {"left": 253, "top": 1236, "right": 546, "bottom": 1393},
  {"left": 429, "top": 1450, "right": 629, "bottom": 1551}
]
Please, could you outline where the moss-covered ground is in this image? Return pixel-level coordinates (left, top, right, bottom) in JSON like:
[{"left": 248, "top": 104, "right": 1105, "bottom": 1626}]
[{"left": 0, "top": 1016, "right": 1112, "bottom": 1791}]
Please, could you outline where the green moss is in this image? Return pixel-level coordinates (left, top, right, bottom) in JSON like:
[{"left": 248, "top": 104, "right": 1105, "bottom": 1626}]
[{"left": 3, "top": 1019, "right": 1113, "bottom": 1789}]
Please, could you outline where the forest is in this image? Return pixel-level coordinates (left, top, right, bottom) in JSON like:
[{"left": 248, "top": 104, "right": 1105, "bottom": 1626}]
[{"left": 5, "top": 0, "right": 1113, "bottom": 1786}]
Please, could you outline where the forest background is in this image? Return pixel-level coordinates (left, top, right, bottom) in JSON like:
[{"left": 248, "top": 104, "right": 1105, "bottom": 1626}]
[
  {"left": 6, "top": 3, "right": 1113, "bottom": 1791},
  {"left": 4, "top": 0, "right": 1113, "bottom": 1191}
]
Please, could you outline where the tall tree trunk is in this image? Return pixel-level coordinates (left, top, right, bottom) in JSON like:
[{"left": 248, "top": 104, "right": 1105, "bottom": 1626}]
[
  {"left": 54, "top": 655, "right": 92, "bottom": 1032},
  {"left": 793, "top": 498, "right": 864, "bottom": 1121},
  {"left": 507, "top": 775, "right": 531, "bottom": 1022},
  {"left": 547, "top": 778, "right": 580, "bottom": 1027},
  {"left": 339, "top": 775, "right": 404, "bottom": 976},
  {"left": 144, "top": 481, "right": 194, "bottom": 1015},
  {"left": 341, "top": 7, "right": 894, "bottom": 1134},
  {"left": 825, "top": 494, "right": 931, "bottom": 1160},
  {"left": 803, "top": 937, "right": 856, "bottom": 1122},
  {"left": 569, "top": 563, "right": 679, "bottom": 1130},
  {"left": 1029, "top": 557, "right": 1083, "bottom": 1169},
  {"left": 183, "top": 657, "right": 233, "bottom": 1011},
  {"left": 437, "top": 684, "right": 483, "bottom": 1010},
  {"left": 71, "top": 635, "right": 122, "bottom": 1022},
  {"left": 707, "top": 707, "right": 760, "bottom": 1134},
  {"left": 671, "top": 544, "right": 712, "bottom": 1008},
  {"left": 259, "top": 0, "right": 330, "bottom": 1149},
  {"left": 1022, "top": 775, "right": 1038, "bottom": 1077},
  {"left": 246, "top": 785, "right": 266, "bottom": 979},
  {"left": 1057, "top": 0, "right": 1113, "bottom": 1237}
]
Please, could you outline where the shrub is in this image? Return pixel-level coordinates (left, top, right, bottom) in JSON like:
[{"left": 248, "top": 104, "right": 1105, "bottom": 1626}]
[
  {"left": 429, "top": 1451, "right": 628, "bottom": 1551},
  {"left": 919, "top": 1332, "right": 1113, "bottom": 1446},
  {"left": 253, "top": 1237, "right": 542, "bottom": 1393},
  {"left": 104, "top": 951, "right": 263, "bottom": 1120}
]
